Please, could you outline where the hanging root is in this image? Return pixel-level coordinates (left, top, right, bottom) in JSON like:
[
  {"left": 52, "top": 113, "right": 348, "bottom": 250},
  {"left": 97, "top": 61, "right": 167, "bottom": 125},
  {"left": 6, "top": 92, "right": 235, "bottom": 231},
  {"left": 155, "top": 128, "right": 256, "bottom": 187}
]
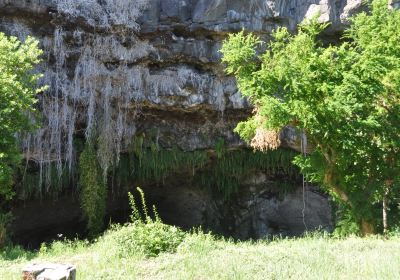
[
  {"left": 249, "top": 107, "right": 281, "bottom": 151},
  {"left": 251, "top": 127, "right": 281, "bottom": 151}
]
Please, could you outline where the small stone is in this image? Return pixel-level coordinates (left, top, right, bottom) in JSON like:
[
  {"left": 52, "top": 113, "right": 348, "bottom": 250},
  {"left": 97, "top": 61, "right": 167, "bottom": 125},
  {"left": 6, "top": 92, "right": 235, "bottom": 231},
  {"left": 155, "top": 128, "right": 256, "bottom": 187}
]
[{"left": 22, "top": 263, "right": 76, "bottom": 280}]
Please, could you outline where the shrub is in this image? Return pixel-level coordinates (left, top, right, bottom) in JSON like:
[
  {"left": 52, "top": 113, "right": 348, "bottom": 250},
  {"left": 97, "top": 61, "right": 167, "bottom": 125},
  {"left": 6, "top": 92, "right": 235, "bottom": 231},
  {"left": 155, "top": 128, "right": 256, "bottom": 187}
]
[
  {"left": 114, "top": 188, "right": 186, "bottom": 257},
  {"left": 114, "top": 221, "right": 185, "bottom": 258},
  {"left": 333, "top": 210, "right": 362, "bottom": 238}
]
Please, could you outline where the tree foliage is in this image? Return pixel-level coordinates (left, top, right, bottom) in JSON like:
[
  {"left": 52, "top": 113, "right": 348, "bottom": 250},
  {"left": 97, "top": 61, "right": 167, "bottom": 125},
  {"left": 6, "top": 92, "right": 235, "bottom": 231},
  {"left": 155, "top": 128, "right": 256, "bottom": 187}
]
[
  {"left": 0, "top": 33, "right": 43, "bottom": 200},
  {"left": 221, "top": 0, "right": 400, "bottom": 234}
]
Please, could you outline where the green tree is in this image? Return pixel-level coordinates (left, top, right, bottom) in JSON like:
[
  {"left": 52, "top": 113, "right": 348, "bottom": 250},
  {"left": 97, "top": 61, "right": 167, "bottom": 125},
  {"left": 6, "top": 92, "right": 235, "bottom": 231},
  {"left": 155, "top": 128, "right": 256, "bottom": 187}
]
[
  {"left": 0, "top": 33, "right": 43, "bottom": 245},
  {"left": 221, "top": 0, "right": 400, "bottom": 234},
  {"left": 0, "top": 33, "right": 43, "bottom": 199}
]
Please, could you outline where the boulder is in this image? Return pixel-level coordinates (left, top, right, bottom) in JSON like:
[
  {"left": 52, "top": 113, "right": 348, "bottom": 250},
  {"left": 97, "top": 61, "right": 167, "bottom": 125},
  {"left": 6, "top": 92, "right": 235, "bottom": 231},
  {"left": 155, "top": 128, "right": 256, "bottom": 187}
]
[{"left": 22, "top": 263, "right": 76, "bottom": 280}]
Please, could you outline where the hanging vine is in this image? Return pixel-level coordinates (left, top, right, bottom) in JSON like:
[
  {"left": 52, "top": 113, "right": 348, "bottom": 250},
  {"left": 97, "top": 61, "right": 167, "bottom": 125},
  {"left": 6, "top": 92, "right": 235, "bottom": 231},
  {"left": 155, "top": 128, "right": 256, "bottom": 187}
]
[
  {"left": 112, "top": 136, "right": 299, "bottom": 199},
  {"left": 79, "top": 142, "right": 107, "bottom": 236},
  {"left": 197, "top": 141, "right": 300, "bottom": 198}
]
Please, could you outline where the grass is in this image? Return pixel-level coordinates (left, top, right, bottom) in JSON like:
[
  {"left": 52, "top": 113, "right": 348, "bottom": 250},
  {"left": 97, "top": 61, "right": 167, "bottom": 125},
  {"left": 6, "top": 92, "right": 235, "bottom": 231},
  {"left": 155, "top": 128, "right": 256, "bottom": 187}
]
[
  {"left": 1, "top": 230, "right": 400, "bottom": 280},
  {"left": 2, "top": 188, "right": 399, "bottom": 279}
]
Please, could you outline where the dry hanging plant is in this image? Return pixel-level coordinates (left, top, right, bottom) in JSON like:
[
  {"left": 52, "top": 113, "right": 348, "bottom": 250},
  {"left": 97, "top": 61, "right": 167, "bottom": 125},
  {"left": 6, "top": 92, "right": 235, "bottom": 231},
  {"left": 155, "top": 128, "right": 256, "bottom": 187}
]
[
  {"left": 251, "top": 127, "right": 281, "bottom": 151},
  {"left": 250, "top": 108, "right": 281, "bottom": 151}
]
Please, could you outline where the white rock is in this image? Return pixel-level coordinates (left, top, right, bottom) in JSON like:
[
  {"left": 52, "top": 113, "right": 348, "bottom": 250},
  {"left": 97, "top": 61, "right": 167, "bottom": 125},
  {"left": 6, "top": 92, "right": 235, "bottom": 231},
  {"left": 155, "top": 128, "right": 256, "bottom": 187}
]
[
  {"left": 22, "top": 263, "right": 76, "bottom": 280},
  {"left": 304, "top": 2, "right": 331, "bottom": 23},
  {"left": 340, "top": 0, "right": 363, "bottom": 23}
]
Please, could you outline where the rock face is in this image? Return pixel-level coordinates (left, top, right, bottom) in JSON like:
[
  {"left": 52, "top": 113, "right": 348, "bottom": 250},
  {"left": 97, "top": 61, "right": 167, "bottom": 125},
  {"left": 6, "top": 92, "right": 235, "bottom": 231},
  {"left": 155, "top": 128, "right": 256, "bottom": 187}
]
[
  {"left": 222, "top": 183, "right": 333, "bottom": 238},
  {"left": 11, "top": 175, "right": 333, "bottom": 247},
  {"left": 389, "top": 0, "right": 400, "bottom": 9},
  {"left": 0, "top": 0, "right": 367, "bottom": 162},
  {"left": 0, "top": 0, "right": 364, "bottom": 242}
]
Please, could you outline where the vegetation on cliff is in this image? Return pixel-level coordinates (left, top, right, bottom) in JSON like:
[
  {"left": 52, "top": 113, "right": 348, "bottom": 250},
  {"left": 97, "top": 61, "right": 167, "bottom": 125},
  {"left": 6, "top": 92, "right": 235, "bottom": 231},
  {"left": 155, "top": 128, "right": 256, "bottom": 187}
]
[
  {"left": 82, "top": 135, "right": 300, "bottom": 234},
  {"left": 79, "top": 143, "right": 107, "bottom": 236}
]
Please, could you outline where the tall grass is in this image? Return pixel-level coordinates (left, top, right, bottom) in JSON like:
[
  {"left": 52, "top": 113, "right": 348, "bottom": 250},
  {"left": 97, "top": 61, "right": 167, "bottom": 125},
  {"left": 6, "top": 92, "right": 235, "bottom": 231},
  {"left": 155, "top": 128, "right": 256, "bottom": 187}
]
[
  {"left": 1, "top": 231, "right": 400, "bottom": 279},
  {"left": 2, "top": 190, "right": 399, "bottom": 279}
]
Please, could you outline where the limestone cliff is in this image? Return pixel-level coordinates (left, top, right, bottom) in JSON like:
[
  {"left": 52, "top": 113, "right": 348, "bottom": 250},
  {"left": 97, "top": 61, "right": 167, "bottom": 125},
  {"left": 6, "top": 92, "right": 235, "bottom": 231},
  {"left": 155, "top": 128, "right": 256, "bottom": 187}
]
[
  {"left": 0, "top": 0, "right": 366, "bottom": 244},
  {"left": 0, "top": 0, "right": 365, "bottom": 166}
]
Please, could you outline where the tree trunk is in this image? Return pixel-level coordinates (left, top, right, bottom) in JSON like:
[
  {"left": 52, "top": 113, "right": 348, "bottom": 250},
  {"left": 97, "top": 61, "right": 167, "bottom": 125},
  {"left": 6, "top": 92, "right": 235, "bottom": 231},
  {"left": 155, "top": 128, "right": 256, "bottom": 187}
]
[
  {"left": 383, "top": 196, "right": 388, "bottom": 235},
  {"left": 324, "top": 169, "right": 377, "bottom": 235},
  {"left": 361, "top": 219, "right": 375, "bottom": 236},
  {"left": 383, "top": 185, "right": 391, "bottom": 235},
  {"left": 324, "top": 167, "right": 349, "bottom": 202}
]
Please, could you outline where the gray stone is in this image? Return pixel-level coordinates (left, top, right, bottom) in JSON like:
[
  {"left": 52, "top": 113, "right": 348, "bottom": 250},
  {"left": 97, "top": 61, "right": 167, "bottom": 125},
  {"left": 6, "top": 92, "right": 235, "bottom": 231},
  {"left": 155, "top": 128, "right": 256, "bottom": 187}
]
[
  {"left": 389, "top": 0, "right": 400, "bottom": 9},
  {"left": 0, "top": 1, "right": 370, "bottom": 153},
  {"left": 22, "top": 263, "right": 76, "bottom": 280},
  {"left": 222, "top": 174, "right": 333, "bottom": 238}
]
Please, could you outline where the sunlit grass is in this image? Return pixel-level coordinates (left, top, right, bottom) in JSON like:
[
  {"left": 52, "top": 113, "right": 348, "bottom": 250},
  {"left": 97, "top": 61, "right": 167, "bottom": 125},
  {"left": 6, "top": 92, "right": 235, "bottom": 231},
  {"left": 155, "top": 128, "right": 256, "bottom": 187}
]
[{"left": 1, "top": 230, "right": 400, "bottom": 280}]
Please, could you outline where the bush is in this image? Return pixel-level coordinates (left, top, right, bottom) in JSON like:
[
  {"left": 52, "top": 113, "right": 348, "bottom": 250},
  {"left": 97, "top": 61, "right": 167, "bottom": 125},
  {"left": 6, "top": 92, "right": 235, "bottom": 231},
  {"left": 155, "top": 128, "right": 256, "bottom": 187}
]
[
  {"left": 114, "top": 221, "right": 185, "bottom": 257},
  {"left": 114, "top": 188, "right": 186, "bottom": 257},
  {"left": 0, "top": 244, "right": 34, "bottom": 261},
  {"left": 333, "top": 208, "right": 361, "bottom": 237}
]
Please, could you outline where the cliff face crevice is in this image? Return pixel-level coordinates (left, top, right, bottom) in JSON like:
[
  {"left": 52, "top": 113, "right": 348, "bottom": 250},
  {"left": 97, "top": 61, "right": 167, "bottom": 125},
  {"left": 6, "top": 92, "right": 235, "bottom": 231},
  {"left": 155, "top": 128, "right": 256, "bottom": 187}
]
[{"left": 0, "top": 0, "right": 364, "bottom": 243}]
